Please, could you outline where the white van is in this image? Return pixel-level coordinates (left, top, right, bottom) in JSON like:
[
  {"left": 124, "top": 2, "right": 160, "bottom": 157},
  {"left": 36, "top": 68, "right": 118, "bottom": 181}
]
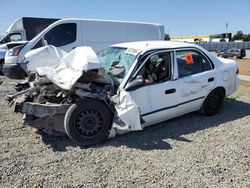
[
  {"left": 0, "top": 17, "right": 59, "bottom": 44},
  {"left": 0, "top": 17, "right": 58, "bottom": 74},
  {"left": 3, "top": 18, "right": 164, "bottom": 79}
]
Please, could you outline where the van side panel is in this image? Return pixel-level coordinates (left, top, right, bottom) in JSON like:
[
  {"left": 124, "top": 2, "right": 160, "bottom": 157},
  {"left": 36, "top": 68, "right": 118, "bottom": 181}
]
[
  {"left": 127, "top": 23, "right": 164, "bottom": 41},
  {"left": 6, "top": 18, "right": 24, "bottom": 33},
  {"left": 81, "top": 20, "right": 164, "bottom": 52},
  {"left": 82, "top": 21, "right": 128, "bottom": 52}
]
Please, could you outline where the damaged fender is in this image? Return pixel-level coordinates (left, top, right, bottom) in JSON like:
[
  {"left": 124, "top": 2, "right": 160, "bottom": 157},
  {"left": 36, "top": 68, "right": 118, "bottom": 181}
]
[{"left": 113, "top": 90, "right": 142, "bottom": 131}]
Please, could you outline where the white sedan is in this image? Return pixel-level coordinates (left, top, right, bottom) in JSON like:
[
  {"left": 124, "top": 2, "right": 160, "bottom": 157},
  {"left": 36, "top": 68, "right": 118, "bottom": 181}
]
[{"left": 11, "top": 41, "right": 240, "bottom": 146}]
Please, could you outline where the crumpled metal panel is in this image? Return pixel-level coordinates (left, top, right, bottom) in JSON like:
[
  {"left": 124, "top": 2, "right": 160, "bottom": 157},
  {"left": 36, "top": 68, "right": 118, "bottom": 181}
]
[
  {"left": 113, "top": 90, "right": 142, "bottom": 131},
  {"left": 24, "top": 45, "right": 104, "bottom": 90}
]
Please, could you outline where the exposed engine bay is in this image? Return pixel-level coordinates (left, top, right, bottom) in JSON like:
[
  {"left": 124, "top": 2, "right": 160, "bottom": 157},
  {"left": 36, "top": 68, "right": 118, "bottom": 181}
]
[
  {"left": 9, "top": 71, "right": 114, "bottom": 135},
  {"left": 8, "top": 45, "right": 141, "bottom": 146}
]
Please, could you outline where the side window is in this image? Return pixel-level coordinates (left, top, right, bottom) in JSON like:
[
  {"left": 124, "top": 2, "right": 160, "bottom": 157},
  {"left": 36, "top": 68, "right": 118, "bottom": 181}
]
[
  {"left": 137, "top": 52, "right": 171, "bottom": 84},
  {"left": 176, "top": 50, "right": 212, "bottom": 78},
  {"left": 9, "top": 33, "right": 22, "bottom": 41},
  {"left": 44, "top": 23, "right": 76, "bottom": 47},
  {"left": 1, "top": 33, "right": 22, "bottom": 43}
]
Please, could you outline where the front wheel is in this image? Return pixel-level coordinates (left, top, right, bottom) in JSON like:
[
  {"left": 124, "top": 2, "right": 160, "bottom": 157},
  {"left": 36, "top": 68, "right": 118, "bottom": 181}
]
[
  {"left": 200, "top": 89, "right": 224, "bottom": 116},
  {"left": 64, "top": 99, "right": 113, "bottom": 146}
]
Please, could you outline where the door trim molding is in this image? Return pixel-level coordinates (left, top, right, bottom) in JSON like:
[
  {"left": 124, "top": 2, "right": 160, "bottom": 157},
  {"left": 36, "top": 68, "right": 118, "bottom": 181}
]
[{"left": 141, "top": 96, "right": 205, "bottom": 117}]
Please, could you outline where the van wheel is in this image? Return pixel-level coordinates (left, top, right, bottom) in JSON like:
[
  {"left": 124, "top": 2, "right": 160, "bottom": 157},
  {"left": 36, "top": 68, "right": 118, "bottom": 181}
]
[
  {"left": 200, "top": 89, "right": 224, "bottom": 116},
  {"left": 64, "top": 99, "right": 113, "bottom": 146}
]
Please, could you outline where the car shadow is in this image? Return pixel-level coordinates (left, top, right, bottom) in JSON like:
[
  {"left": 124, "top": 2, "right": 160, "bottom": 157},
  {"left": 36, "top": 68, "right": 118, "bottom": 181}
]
[
  {"left": 37, "top": 129, "right": 78, "bottom": 151},
  {"left": 38, "top": 98, "right": 250, "bottom": 151}
]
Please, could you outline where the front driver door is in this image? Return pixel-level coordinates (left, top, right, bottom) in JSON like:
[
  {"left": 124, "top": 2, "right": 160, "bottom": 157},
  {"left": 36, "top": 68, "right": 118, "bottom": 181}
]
[{"left": 120, "top": 50, "right": 181, "bottom": 128}]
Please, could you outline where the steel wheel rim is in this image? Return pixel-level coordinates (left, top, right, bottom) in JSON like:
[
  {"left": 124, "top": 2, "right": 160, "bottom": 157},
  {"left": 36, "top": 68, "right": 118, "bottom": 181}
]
[
  {"left": 76, "top": 109, "right": 103, "bottom": 138},
  {"left": 207, "top": 93, "right": 219, "bottom": 109}
]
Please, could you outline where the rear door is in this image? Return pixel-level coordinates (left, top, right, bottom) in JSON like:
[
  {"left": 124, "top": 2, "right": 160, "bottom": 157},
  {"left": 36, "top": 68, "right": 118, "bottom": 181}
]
[{"left": 175, "top": 49, "right": 215, "bottom": 116}]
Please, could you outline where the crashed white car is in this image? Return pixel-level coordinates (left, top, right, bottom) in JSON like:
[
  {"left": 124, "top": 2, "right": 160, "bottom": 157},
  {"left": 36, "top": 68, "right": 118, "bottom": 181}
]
[{"left": 9, "top": 41, "right": 240, "bottom": 146}]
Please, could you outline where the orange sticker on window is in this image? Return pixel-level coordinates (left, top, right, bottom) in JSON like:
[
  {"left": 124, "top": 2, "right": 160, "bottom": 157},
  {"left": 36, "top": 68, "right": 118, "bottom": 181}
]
[{"left": 185, "top": 54, "right": 194, "bottom": 64}]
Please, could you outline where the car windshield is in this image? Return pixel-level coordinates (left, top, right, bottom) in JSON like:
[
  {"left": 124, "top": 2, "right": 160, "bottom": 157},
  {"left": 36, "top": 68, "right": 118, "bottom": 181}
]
[{"left": 97, "top": 47, "right": 138, "bottom": 85}]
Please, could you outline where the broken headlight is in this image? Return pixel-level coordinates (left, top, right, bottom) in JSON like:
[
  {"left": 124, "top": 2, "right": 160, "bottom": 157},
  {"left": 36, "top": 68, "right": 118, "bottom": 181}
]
[{"left": 7, "top": 45, "right": 24, "bottom": 56}]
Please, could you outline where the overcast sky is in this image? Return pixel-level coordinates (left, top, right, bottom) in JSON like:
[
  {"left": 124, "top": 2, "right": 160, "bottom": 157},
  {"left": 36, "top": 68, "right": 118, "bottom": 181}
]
[{"left": 1, "top": 0, "right": 250, "bottom": 36}]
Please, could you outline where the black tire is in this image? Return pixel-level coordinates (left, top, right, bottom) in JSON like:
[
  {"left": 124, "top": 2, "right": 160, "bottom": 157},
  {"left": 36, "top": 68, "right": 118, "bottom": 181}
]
[
  {"left": 0, "top": 60, "right": 4, "bottom": 76},
  {"left": 64, "top": 99, "right": 113, "bottom": 146},
  {"left": 200, "top": 89, "right": 224, "bottom": 116}
]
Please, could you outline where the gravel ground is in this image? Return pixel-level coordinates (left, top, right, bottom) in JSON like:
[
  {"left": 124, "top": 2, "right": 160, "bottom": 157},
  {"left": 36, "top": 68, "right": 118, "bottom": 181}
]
[{"left": 0, "top": 76, "right": 249, "bottom": 188}]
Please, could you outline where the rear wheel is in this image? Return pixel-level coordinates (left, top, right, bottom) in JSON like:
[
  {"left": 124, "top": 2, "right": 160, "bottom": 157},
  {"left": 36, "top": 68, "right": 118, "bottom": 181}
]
[
  {"left": 200, "top": 89, "right": 224, "bottom": 116},
  {"left": 64, "top": 99, "right": 113, "bottom": 146}
]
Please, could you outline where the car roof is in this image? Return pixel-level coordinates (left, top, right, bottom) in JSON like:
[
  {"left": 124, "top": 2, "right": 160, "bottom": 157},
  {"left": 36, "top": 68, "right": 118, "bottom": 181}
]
[{"left": 111, "top": 41, "right": 198, "bottom": 52}]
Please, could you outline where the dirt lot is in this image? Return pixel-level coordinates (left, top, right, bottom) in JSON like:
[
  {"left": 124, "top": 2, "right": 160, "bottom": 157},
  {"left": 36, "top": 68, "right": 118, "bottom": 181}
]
[
  {"left": 236, "top": 59, "right": 250, "bottom": 76},
  {"left": 0, "top": 76, "right": 250, "bottom": 188}
]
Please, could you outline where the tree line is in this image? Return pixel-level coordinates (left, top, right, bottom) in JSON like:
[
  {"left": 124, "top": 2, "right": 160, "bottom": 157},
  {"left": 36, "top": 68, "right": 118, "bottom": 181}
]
[{"left": 232, "top": 31, "right": 250, "bottom": 41}]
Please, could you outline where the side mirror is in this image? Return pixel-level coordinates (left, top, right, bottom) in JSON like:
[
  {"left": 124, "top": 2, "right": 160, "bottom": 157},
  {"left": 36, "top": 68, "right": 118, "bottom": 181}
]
[
  {"left": 125, "top": 75, "right": 144, "bottom": 91},
  {"left": 42, "top": 38, "right": 48, "bottom": 46}
]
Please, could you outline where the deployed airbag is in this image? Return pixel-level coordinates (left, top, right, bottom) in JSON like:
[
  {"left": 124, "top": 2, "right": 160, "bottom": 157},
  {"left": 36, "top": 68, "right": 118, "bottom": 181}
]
[{"left": 24, "top": 45, "right": 103, "bottom": 90}]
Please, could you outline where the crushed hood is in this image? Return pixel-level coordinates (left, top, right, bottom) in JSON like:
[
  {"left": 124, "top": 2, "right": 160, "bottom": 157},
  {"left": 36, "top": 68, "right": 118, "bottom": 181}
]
[{"left": 24, "top": 45, "right": 104, "bottom": 90}]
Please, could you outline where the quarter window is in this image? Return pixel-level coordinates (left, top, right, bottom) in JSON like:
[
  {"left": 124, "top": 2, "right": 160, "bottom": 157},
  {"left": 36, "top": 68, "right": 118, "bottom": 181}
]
[
  {"left": 44, "top": 23, "right": 76, "bottom": 47},
  {"left": 176, "top": 50, "right": 212, "bottom": 78}
]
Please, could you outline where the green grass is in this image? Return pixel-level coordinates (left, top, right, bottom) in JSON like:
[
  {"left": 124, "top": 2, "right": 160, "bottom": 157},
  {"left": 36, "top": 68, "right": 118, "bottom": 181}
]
[
  {"left": 240, "top": 80, "right": 250, "bottom": 87},
  {"left": 228, "top": 93, "right": 243, "bottom": 100}
]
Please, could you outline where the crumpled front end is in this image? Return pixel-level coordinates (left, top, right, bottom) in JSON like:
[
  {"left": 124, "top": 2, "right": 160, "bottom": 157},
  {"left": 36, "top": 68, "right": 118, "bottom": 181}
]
[
  {"left": 8, "top": 45, "right": 144, "bottom": 145},
  {"left": 9, "top": 46, "right": 114, "bottom": 136},
  {"left": 9, "top": 72, "right": 114, "bottom": 136}
]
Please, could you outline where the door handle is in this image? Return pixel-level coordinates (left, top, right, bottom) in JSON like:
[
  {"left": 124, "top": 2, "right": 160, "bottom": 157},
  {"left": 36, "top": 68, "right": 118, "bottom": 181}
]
[
  {"left": 208, "top": 77, "right": 214, "bottom": 82},
  {"left": 165, "top": 88, "right": 176, "bottom": 94}
]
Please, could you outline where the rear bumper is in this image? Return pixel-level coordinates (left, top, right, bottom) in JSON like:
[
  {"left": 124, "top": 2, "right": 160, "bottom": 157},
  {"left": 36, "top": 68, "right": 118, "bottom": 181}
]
[{"left": 3, "top": 63, "right": 26, "bottom": 79}]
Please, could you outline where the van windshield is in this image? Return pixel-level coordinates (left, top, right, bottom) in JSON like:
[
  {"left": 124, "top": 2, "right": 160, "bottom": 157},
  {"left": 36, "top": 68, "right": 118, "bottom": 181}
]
[{"left": 97, "top": 47, "right": 137, "bottom": 84}]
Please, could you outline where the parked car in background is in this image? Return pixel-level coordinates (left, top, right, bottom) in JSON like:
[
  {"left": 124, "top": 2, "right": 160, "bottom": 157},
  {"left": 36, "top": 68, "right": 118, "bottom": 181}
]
[
  {"left": 9, "top": 41, "right": 240, "bottom": 146},
  {"left": 3, "top": 18, "right": 164, "bottom": 79},
  {"left": 0, "top": 17, "right": 58, "bottom": 75},
  {"left": 0, "top": 41, "right": 28, "bottom": 75},
  {"left": 217, "top": 48, "right": 246, "bottom": 59}
]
